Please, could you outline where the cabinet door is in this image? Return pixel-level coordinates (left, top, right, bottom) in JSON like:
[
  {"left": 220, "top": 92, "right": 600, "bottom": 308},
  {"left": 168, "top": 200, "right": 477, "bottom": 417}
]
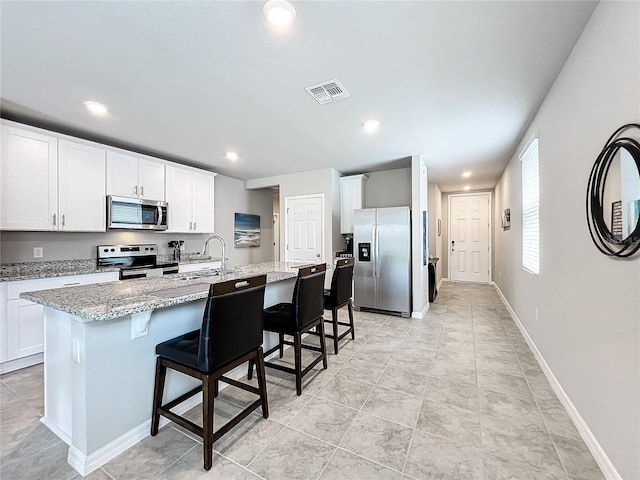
[
  {"left": 1, "top": 126, "right": 58, "bottom": 230},
  {"left": 192, "top": 171, "right": 215, "bottom": 233},
  {"left": 165, "top": 165, "right": 193, "bottom": 233},
  {"left": 6, "top": 299, "right": 44, "bottom": 360},
  {"left": 58, "top": 140, "right": 106, "bottom": 231},
  {"left": 106, "top": 151, "right": 139, "bottom": 198},
  {"left": 138, "top": 159, "right": 165, "bottom": 201}
]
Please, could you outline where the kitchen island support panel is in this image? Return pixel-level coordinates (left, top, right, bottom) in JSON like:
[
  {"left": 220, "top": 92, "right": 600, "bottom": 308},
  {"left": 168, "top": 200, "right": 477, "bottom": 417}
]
[{"left": 43, "top": 276, "right": 296, "bottom": 476}]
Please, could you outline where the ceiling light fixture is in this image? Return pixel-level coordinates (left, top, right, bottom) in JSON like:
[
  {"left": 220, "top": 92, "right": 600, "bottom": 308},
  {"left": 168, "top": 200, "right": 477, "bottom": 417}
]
[
  {"left": 462, "top": 171, "right": 472, "bottom": 178},
  {"left": 225, "top": 152, "right": 239, "bottom": 161},
  {"left": 83, "top": 101, "right": 108, "bottom": 116},
  {"left": 362, "top": 120, "right": 380, "bottom": 134},
  {"left": 263, "top": 0, "right": 296, "bottom": 27},
  {"left": 463, "top": 185, "right": 471, "bottom": 191}
]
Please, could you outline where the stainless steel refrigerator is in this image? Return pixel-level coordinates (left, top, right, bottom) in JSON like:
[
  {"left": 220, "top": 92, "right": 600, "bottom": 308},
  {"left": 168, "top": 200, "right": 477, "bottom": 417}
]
[{"left": 353, "top": 206, "right": 411, "bottom": 317}]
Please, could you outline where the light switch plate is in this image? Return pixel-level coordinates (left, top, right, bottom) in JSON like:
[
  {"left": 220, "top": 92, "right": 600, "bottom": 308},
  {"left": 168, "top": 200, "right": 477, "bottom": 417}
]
[{"left": 33, "top": 247, "right": 44, "bottom": 258}]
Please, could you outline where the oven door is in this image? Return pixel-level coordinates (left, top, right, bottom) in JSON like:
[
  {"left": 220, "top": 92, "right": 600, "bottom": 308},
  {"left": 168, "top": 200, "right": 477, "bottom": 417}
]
[{"left": 107, "top": 196, "right": 168, "bottom": 230}]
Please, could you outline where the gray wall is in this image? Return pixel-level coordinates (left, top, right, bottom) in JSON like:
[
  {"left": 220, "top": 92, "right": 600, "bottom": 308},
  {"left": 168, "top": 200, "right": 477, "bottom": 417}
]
[
  {"left": 0, "top": 174, "right": 274, "bottom": 267},
  {"left": 494, "top": 2, "right": 639, "bottom": 478},
  {"left": 365, "top": 168, "right": 411, "bottom": 208}
]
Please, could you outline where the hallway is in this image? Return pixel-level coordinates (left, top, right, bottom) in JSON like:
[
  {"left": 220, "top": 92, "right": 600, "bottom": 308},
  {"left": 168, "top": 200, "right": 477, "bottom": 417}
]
[{"left": 0, "top": 282, "right": 604, "bottom": 479}]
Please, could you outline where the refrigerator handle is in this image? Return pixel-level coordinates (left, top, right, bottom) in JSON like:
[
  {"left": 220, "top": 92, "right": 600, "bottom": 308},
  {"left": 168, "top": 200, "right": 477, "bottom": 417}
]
[{"left": 374, "top": 224, "right": 380, "bottom": 278}]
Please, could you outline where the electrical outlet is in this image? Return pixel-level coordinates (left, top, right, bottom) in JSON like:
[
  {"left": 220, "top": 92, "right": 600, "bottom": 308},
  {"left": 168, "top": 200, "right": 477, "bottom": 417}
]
[
  {"left": 535, "top": 308, "right": 539, "bottom": 322},
  {"left": 33, "top": 247, "right": 44, "bottom": 258}
]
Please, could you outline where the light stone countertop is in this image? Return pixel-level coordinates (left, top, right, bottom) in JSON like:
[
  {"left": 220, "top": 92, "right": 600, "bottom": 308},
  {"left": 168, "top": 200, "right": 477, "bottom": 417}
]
[
  {"left": 19, "top": 262, "right": 325, "bottom": 322},
  {"left": 0, "top": 256, "right": 223, "bottom": 282}
]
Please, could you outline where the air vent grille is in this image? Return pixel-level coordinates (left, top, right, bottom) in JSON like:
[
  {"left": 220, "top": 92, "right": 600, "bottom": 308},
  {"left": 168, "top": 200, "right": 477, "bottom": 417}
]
[{"left": 305, "top": 79, "right": 350, "bottom": 105}]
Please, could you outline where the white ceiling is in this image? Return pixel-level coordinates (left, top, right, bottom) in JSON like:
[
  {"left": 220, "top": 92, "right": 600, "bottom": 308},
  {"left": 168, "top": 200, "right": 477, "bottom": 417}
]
[{"left": 0, "top": 1, "right": 597, "bottom": 192}]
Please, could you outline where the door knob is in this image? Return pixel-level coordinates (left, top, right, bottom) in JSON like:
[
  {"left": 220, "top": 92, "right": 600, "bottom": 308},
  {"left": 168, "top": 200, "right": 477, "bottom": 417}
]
[{"left": 316, "top": 253, "right": 321, "bottom": 257}]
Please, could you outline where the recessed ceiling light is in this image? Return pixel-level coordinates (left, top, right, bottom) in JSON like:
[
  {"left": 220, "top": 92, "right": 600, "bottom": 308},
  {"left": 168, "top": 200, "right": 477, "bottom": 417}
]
[
  {"left": 362, "top": 119, "right": 380, "bottom": 133},
  {"left": 83, "top": 101, "right": 108, "bottom": 116},
  {"left": 225, "top": 152, "right": 239, "bottom": 161},
  {"left": 463, "top": 185, "right": 471, "bottom": 191},
  {"left": 462, "top": 171, "right": 472, "bottom": 178},
  {"left": 263, "top": 0, "right": 296, "bottom": 27}
]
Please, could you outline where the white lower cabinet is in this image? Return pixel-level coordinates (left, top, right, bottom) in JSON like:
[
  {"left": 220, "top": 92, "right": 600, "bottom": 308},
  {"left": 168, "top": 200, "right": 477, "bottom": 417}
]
[{"left": 0, "top": 271, "right": 119, "bottom": 373}]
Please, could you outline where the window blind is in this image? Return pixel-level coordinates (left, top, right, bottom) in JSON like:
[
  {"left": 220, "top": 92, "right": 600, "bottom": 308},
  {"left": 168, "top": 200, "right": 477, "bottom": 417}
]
[{"left": 521, "top": 137, "right": 539, "bottom": 275}]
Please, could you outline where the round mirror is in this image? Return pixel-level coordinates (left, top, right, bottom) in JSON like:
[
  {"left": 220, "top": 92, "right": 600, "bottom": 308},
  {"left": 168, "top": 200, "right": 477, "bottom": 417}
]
[
  {"left": 602, "top": 147, "right": 640, "bottom": 241},
  {"left": 586, "top": 124, "right": 640, "bottom": 258}
]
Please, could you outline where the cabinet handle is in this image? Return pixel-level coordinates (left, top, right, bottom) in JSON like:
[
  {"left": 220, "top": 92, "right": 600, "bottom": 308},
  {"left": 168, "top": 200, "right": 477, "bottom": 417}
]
[
  {"left": 62, "top": 214, "right": 65, "bottom": 227},
  {"left": 193, "top": 221, "right": 197, "bottom": 231},
  {"left": 140, "top": 186, "right": 144, "bottom": 197},
  {"left": 63, "top": 282, "right": 80, "bottom": 287},
  {"left": 189, "top": 221, "right": 193, "bottom": 231},
  {"left": 53, "top": 213, "right": 57, "bottom": 226},
  {"left": 134, "top": 185, "right": 138, "bottom": 196}
]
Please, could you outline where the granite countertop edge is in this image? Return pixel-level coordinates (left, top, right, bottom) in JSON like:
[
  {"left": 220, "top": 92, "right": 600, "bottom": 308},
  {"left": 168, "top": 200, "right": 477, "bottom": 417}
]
[{"left": 18, "top": 262, "right": 308, "bottom": 322}]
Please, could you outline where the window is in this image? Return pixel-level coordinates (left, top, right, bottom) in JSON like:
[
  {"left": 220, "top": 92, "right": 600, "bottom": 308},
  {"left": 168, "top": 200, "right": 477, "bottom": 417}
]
[{"left": 521, "top": 137, "right": 539, "bottom": 275}]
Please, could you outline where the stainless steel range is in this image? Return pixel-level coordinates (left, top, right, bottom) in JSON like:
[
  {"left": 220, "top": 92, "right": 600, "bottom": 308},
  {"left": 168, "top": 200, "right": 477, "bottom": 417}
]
[{"left": 97, "top": 244, "right": 178, "bottom": 280}]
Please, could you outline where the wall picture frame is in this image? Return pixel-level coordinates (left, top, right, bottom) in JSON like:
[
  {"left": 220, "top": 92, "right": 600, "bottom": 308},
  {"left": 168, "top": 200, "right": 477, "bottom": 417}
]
[{"left": 234, "top": 213, "right": 260, "bottom": 248}]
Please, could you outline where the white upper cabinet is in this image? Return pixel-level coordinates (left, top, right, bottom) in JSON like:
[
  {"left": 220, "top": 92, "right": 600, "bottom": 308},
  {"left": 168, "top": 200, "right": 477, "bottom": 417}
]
[
  {"left": 106, "top": 151, "right": 165, "bottom": 200},
  {"left": 58, "top": 140, "right": 106, "bottom": 231},
  {"left": 340, "top": 174, "right": 368, "bottom": 234},
  {"left": 165, "top": 165, "right": 216, "bottom": 233},
  {"left": 0, "top": 126, "right": 106, "bottom": 232},
  {"left": 1, "top": 126, "right": 58, "bottom": 230}
]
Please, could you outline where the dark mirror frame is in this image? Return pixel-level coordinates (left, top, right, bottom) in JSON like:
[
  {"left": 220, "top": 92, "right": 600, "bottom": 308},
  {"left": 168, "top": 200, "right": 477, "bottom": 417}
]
[{"left": 586, "top": 123, "right": 640, "bottom": 258}]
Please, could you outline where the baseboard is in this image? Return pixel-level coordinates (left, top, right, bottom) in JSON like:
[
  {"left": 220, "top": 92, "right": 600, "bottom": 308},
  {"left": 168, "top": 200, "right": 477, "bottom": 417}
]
[
  {"left": 412, "top": 300, "right": 430, "bottom": 319},
  {"left": 493, "top": 284, "right": 622, "bottom": 480},
  {"left": 0, "top": 353, "right": 43, "bottom": 374},
  {"left": 437, "top": 278, "right": 445, "bottom": 289}
]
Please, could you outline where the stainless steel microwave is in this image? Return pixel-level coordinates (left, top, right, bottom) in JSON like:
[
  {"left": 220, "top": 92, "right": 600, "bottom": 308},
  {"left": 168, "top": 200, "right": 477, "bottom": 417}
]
[{"left": 107, "top": 196, "right": 168, "bottom": 230}]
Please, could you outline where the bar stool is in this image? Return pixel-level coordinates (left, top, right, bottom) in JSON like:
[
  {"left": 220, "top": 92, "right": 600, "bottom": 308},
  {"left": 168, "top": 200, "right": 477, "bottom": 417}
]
[
  {"left": 250, "top": 264, "right": 328, "bottom": 396},
  {"left": 151, "top": 275, "right": 268, "bottom": 471},
  {"left": 323, "top": 257, "right": 355, "bottom": 354}
]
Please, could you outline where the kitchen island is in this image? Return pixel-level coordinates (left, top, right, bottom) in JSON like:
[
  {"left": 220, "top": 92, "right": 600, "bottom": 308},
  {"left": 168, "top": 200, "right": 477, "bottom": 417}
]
[{"left": 20, "top": 262, "right": 311, "bottom": 476}]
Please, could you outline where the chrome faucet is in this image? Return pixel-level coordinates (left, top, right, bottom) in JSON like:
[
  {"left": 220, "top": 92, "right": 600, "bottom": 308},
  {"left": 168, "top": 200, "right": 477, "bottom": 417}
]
[{"left": 202, "top": 234, "right": 227, "bottom": 274}]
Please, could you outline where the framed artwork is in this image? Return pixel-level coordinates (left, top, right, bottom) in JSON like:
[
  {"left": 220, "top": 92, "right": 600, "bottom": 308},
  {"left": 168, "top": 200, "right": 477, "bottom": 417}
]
[{"left": 234, "top": 213, "right": 260, "bottom": 248}]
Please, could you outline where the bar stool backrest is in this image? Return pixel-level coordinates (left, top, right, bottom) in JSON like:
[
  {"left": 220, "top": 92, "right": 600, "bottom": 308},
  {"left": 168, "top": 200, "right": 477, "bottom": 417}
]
[
  {"left": 292, "top": 264, "right": 326, "bottom": 330},
  {"left": 328, "top": 257, "right": 355, "bottom": 306},
  {"left": 198, "top": 275, "right": 267, "bottom": 373}
]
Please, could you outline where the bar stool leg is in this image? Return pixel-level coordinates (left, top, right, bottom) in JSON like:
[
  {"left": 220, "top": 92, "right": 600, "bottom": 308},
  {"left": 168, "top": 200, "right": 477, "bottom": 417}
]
[
  {"left": 294, "top": 332, "right": 303, "bottom": 396},
  {"left": 318, "top": 319, "right": 328, "bottom": 369},
  {"left": 279, "top": 333, "right": 285, "bottom": 358},
  {"left": 247, "top": 359, "right": 254, "bottom": 380},
  {"left": 255, "top": 347, "right": 269, "bottom": 419},
  {"left": 332, "top": 307, "right": 339, "bottom": 354},
  {"left": 202, "top": 373, "right": 215, "bottom": 470},
  {"left": 348, "top": 299, "right": 355, "bottom": 340},
  {"left": 151, "top": 357, "right": 166, "bottom": 436}
]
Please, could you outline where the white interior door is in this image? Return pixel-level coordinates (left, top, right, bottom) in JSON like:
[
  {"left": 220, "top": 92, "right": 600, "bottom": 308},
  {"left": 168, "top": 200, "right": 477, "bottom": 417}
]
[
  {"left": 273, "top": 213, "right": 280, "bottom": 262},
  {"left": 449, "top": 193, "right": 490, "bottom": 283},
  {"left": 285, "top": 195, "right": 323, "bottom": 264}
]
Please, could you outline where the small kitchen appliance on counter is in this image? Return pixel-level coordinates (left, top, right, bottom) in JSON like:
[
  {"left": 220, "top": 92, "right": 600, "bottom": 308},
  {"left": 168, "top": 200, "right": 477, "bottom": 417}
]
[{"left": 97, "top": 244, "right": 178, "bottom": 280}]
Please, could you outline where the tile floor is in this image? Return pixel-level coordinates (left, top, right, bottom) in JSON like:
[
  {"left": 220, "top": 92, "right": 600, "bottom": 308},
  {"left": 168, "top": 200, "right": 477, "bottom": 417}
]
[{"left": 0, "top": 282, "right": 606, "bottom": 480}]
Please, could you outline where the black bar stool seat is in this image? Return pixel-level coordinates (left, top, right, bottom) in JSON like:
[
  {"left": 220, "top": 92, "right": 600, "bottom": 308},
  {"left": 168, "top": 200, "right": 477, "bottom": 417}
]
[{"left": 151, "top": 275, "right": 269, "bottom": 471}]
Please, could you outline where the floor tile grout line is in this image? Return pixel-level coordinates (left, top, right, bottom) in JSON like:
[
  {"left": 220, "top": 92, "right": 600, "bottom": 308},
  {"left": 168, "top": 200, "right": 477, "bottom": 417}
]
[{"left": 152, "top": 442, "right": 199, "bottom": 478}]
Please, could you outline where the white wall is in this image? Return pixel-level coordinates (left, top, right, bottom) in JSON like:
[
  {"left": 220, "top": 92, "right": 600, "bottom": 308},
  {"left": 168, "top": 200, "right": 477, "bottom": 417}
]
[
  {"left": 493, "top": 2, "right": 639, "bottom": 478},
  {"left": 411, "top": 155, "right": 429, "bottom": 317},
  {"left": 428, "top": 182, "right": 443, "bottom": 282}
]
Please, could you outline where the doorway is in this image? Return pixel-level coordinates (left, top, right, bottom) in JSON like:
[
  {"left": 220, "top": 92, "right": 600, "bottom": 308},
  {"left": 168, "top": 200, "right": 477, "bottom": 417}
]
[
  {"left": 284, "top": 194, "right": 324, "bottom": 264},
  {"left": 448, "top": 192, "right": 491, "bottom": 283}
]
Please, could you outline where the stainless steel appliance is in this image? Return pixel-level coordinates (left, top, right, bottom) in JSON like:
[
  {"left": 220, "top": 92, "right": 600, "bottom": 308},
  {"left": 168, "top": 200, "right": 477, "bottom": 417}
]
[
  {"left": 107, "top": 196, "right": 168, "bottom": 230},
  {"left": 97, "top": 244, "right": 178, "bottom": 280},
  {"left": 353, "top": 206, "right": 411, "bottom": 317}
]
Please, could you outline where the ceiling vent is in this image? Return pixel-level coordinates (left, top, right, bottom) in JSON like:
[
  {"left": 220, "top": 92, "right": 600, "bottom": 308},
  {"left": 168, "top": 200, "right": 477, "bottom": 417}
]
[{"left": 305, "top": 79, "right": 350, "bottom": 105}]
